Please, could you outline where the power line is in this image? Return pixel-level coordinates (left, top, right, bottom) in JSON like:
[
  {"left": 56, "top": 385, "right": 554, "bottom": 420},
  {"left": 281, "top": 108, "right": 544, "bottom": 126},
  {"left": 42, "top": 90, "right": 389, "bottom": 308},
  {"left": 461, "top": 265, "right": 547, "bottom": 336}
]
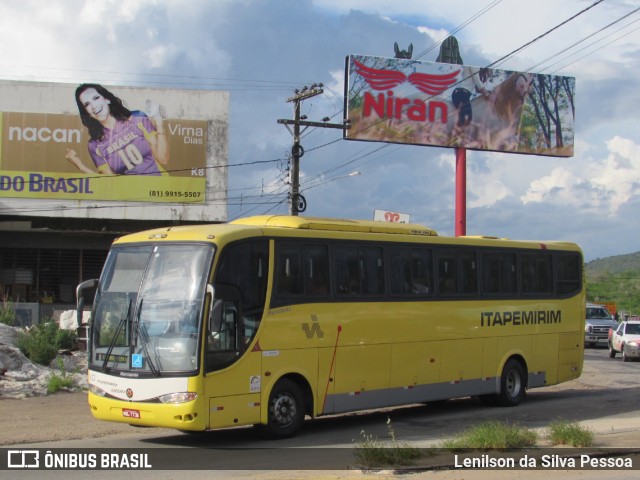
[
  {"left": 528, "top": 7, "right": 640, "bottom": 73},
  {"left": 413, "top": 0, "right": 504, "bottom": 61},
  {"left": 0, "top": 65, "right": 310, "bottom": 91},
  {"left": 486, "top": 0, "right": 605, "bottom": 68},
  {"left": 545, "top": 18, "right": 640, "bottom": 74}
]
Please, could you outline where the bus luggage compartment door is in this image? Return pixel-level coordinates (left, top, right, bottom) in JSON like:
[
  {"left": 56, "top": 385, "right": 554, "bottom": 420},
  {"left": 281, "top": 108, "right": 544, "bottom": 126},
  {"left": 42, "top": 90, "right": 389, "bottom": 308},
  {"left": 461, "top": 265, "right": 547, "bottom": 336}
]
[{"left": 209, "top": 392, "right": 262, "bottom": 429}]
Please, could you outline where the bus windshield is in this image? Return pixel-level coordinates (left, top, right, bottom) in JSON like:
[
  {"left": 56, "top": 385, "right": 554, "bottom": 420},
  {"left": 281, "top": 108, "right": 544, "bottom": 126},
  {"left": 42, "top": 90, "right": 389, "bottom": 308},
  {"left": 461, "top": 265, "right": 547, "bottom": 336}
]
[{"left": 89, "top": 243, "right": 214, "bottom": 375}]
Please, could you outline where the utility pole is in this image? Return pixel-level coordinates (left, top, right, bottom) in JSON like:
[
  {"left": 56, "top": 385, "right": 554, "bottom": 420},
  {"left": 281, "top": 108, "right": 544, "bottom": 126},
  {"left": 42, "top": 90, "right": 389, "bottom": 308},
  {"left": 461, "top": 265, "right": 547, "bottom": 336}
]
[{"left": 278, "top": 84, "right": 350, "bottom": 215}]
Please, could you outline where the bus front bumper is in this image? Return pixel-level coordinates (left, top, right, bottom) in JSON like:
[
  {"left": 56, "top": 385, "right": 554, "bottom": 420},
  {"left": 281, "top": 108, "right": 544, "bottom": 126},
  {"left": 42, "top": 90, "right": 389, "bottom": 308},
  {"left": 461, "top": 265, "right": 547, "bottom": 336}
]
[{"left": 88, "top": 392, "right": 207, "bottom": 432}]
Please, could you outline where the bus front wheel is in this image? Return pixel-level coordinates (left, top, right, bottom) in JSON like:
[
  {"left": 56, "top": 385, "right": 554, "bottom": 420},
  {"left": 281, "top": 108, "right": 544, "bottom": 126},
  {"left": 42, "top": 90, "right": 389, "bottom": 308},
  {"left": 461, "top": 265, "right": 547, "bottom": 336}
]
[
  {"left": 495, "top": 359, "right": 526, "bottom": 407},
  {"left": 261, "top": 378, "right": 305, "bottom": 438}
]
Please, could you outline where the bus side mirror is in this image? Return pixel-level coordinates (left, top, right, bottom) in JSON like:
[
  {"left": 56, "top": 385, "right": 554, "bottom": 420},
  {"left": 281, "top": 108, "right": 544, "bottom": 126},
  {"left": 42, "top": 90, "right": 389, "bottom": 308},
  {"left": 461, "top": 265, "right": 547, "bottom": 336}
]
[{"left": 76, "top": 279, "right": 98, "bottom": 326}]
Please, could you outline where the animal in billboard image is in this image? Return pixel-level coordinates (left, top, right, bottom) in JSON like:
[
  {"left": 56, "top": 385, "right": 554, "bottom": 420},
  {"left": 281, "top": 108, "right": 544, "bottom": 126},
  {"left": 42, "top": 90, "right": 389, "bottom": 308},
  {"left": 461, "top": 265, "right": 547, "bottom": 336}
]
[
  {"left": 460, "top": 71, "right": 534, "bottom": 151},
  {"left": 65, "top": 83, "right": 170, "bottom": 175}
]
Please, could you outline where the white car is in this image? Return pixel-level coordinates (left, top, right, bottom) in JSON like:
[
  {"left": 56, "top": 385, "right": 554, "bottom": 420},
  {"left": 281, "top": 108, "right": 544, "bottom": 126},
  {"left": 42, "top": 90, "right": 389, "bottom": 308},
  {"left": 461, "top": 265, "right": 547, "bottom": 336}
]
[{"left": 608, "top": 321, "right": 640, "bottom": 362}]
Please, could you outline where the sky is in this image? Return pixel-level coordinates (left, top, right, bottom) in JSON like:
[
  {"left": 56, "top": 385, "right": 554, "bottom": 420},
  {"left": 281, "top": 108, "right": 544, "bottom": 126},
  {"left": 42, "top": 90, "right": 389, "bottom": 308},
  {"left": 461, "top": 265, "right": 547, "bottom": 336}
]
[{"left": 0, "top": 0, "right": 639, "bottom": 262}]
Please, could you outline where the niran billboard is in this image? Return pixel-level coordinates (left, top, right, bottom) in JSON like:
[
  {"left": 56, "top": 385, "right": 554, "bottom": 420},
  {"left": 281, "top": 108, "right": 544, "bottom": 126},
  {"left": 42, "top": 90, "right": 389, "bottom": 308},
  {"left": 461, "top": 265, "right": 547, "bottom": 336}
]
[
  {"left": 344, "top": 55, "right": 575, "bottom": 157},
  {"left": 0, "top": 81, "right": 228, "bottom": 221}
]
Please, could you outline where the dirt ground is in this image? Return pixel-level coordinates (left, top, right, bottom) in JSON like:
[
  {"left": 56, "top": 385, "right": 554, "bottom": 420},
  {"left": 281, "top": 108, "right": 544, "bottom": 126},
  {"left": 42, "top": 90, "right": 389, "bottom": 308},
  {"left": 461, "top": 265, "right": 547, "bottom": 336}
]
[{"left": 0, "top": 391, "right": 157, "bottom": 445}]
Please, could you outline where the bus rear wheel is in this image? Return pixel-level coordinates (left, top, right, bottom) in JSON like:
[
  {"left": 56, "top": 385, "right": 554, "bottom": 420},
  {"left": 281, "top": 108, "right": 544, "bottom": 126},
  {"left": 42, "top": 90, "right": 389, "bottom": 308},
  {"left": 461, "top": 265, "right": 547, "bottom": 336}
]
[
  {"left": 495, "top": 359, "right": 526, "bottom": 407},
  {"left": 261, "top": 378, "right": 305, "bottom": 438}
]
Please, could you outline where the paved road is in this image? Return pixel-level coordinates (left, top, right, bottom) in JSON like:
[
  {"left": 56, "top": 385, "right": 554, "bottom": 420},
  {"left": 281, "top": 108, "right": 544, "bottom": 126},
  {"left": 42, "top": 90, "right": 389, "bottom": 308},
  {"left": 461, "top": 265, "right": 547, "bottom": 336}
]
[{"left": 3, "top": 347, "right": 640, "bottom": 480}]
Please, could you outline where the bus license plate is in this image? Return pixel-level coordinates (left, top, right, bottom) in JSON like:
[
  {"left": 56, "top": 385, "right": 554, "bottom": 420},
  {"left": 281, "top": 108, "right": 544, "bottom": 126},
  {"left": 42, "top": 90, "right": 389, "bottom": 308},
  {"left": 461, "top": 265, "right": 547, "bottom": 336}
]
[{"left": 122, "top": 409, "right": 141, "bottom": 419}]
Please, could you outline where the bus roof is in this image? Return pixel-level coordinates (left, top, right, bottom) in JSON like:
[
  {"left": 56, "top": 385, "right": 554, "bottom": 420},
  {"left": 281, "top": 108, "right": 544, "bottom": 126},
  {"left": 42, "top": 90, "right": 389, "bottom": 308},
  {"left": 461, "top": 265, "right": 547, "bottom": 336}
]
[
  {"left": 112, "top": 216, "right": 581, "bottom": 254},
  {"left": 231, "top": 215, "right": 438, "bottom": 236}
]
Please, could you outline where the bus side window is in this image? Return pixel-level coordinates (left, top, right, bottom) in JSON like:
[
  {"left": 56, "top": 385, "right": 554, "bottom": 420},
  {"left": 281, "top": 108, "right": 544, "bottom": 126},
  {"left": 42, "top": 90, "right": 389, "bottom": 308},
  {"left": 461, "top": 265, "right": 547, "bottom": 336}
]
[
  {"left": 305, "top": 246, "right": 329, "bottom": 296},
  {"left": 461, "top": 253, "right": 477, "bottom": 294},
  {"left": 411, "top": 251, "right": 432, "bottom": 294},
  {"left": 389, "top": 251, "right": 412, "bottom": 294},
  {"left": 360, "top": 246, "right": 384, "bottom": 295},
  {"left": 335, "top": 248, "right": 360, "bottom": 295},
  {"left": 389, "top": 247, "right": 432, "bottom": 296},
  {"left": 482, "top": 252, "right": 517, "bottom": 295},
  {"left": 208, "top": 299, "right": 237, "bottom": 351},
  {"left": 556, "top": 253, "right": 581, "bottom": 294},
  {"left": 438, "top": 255, "right": 456, "bottom": 294},
  {"left": 520, "top": 253, "right": 553, "bottom": 295},
  {"left": 276, "top": 250, "right": 302, "bottom": 296}
]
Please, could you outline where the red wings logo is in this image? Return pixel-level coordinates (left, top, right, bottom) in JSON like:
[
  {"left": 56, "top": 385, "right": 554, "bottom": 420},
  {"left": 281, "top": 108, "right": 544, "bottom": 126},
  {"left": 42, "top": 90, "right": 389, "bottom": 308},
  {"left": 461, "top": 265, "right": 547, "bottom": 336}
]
[{"left": 353, "top": 59, "right": 460, "bottom": 95}]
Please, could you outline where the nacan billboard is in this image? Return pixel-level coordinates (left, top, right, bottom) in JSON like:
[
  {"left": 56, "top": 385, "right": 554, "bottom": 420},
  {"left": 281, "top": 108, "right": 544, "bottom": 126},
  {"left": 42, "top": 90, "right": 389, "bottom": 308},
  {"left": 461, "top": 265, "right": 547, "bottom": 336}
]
[
  {"left": 344, "top": 55, "right": 575, "bottom": 157},
  {"left": 0, "top": 83, "right": 218, "bottom": 203}
]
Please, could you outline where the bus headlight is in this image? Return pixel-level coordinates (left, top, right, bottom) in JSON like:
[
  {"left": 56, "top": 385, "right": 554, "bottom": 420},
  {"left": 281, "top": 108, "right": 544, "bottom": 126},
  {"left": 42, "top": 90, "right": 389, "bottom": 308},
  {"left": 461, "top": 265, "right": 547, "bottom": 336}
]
[
  {"left": 89, "top": 384, "right": 107, "bottom": 397},
  {"left": 158, "top": 392, "right": 198, "bottom": 404}
]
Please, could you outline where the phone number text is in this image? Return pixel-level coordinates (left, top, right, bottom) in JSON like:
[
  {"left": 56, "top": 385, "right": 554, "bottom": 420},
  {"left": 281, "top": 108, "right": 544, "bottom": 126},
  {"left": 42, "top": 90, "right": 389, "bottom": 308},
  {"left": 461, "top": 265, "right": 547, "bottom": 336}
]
[{"left": 149, "top": 190, "right": 203, "bottom": 199}]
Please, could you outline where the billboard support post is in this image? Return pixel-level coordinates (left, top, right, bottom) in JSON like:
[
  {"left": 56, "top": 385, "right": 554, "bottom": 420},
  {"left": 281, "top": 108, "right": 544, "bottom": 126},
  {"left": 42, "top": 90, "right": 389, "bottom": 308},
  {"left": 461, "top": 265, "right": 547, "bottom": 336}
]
[
  {"left": 437, "top": 36, "right": 466, "bottom": 237},
  {"left": 455, "top": 147, "right": 467, "bottom": 237}
]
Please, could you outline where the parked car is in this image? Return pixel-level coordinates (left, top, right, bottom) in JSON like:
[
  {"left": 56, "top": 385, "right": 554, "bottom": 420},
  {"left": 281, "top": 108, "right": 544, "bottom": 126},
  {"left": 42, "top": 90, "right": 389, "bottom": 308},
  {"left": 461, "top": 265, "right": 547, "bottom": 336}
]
[
  {"left": 608, "top": 321, "right": 640, "bottom": 361},
  {"left": 584, "top": 303, "right": 617, "bottom": 347}
]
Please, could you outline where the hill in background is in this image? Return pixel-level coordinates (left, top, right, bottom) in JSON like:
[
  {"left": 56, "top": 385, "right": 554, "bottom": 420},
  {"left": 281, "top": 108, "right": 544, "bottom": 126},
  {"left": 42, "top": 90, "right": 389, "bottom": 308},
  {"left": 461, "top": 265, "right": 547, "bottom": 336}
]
[
  {"left": 585, "top": 251, "right": 640, "bottom": 314},
  {"left": 586, "top": 251, "right": 640, "bottom": 276}
]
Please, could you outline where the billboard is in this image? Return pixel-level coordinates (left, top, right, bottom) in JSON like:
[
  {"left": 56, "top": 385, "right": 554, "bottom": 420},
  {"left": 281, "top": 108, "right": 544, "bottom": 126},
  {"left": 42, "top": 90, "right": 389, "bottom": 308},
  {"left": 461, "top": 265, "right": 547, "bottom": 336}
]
[
  {"left": 1, "top": 88, "right": 208, "bottom": 202},
  {"left": 0, "top": 81, "right": 228, "bottom": 221},
  {"left": 344, "top": 55, "right": 575, "bottom": 157}
]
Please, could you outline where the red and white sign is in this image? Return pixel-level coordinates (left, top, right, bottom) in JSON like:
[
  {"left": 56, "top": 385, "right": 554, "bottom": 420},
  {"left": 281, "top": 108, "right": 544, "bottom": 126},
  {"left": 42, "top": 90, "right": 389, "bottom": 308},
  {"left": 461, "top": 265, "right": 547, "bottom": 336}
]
[
  {"left": 344, "top": 55, "right": 575, "bottom": 157},
  {"left": 374, "top": 209, "right": 410, "bottom": 223}
]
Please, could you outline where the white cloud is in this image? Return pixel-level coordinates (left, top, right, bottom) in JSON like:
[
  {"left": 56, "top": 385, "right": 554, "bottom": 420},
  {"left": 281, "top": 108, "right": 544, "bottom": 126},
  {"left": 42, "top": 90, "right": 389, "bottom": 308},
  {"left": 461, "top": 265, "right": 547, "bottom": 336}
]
[
  {"left": 521, "top": 166, "right": 589, "bottom": 206},
  {"left": 521, "top": 137, "right": 640, "bottom": 214},
  {"left": 1, "top": 0, "right": 639, "bottom": 260},
  {"left": 469, "top": 177, "right": 511, "bottom": 208},
  {"left": 417, "top": 26, "right": 450, "bottom": 44}
]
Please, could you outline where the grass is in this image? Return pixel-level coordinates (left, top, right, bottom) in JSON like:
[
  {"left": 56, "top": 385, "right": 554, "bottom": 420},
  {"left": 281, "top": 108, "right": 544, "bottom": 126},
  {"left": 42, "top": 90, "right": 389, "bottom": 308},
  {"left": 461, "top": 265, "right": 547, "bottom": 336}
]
[
  {"left": 440, "top": 420, "right": 538, "bottom": 450},
  {"left": 546, "top": 420, "right": 595, "bottom": 447},
  {"left": 47, "top": 358, "right": 76, "bottom": 394},
  {"left": 353, "top": 417, "right": 423, "bottom": 468},
  {"left": 353, "top": 417, "right": 596, "bottom": 469}
]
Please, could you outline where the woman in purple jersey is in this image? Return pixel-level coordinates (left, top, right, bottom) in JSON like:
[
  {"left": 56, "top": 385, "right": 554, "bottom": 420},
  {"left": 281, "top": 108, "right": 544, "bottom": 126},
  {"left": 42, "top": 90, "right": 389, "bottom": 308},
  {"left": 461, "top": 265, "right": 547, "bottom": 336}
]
[{"left": 65, "top": 83, "right": 170, "bottom": 175}]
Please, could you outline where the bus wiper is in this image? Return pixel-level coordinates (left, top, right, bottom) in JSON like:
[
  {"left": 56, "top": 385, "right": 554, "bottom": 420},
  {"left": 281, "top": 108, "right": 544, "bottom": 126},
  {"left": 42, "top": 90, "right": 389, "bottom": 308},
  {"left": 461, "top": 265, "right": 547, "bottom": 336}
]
[
  {"left": 133, "top": 297, "right": 160, "bottom": 377},
  {"left": 102, "top": 297, "right": 132, "bottom": 373}
]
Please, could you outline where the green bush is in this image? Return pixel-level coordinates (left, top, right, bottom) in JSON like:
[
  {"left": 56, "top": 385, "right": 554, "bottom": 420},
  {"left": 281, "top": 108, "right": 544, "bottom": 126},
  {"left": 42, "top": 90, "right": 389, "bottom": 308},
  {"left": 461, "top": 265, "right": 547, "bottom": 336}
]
[
  {"left": 47, "top": 358, "right": 75, "bottom": 394},
  {"left": 17, "top": 320, "right": 77, "bottom": 366},
  {"left": 56, "top": 327, "right": 78, "bottom": 350},
  {"left": 0, "top": 294, "right": 15, "bottom": 326}
]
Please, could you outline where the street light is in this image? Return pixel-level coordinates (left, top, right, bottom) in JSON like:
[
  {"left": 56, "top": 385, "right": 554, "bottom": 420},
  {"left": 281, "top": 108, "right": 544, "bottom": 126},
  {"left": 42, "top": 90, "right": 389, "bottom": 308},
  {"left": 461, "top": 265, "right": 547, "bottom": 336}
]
[
  {"left": 291, "top": 171, "right": 361, "bottom": 213},
  {"left": 303, "top": 171, "right": 361, "bottom": 191}
]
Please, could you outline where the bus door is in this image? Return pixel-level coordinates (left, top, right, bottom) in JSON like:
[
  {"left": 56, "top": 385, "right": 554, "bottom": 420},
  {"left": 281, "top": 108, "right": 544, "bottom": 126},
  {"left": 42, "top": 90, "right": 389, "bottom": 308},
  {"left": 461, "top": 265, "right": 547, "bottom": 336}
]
[{"left": 203, "top": 239, "right": 268, "bottom": 429}]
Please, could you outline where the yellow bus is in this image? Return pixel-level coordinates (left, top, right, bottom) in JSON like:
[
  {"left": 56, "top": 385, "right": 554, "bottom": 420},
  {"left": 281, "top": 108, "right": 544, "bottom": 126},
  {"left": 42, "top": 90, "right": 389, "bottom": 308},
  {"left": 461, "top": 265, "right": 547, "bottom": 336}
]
[{"left": 77, "top": 215, "right": 585, "bottom": 438}]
